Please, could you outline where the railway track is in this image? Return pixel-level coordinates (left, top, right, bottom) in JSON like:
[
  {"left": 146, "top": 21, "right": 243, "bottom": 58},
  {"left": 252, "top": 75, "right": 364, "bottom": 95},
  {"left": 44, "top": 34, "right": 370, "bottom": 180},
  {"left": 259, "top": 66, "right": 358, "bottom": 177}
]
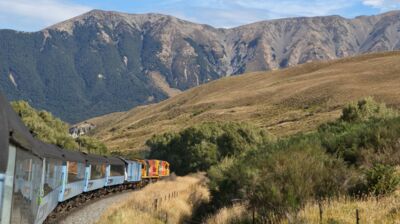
[{"left": 45, "top": 182, "right": 149, "bottom": 224}]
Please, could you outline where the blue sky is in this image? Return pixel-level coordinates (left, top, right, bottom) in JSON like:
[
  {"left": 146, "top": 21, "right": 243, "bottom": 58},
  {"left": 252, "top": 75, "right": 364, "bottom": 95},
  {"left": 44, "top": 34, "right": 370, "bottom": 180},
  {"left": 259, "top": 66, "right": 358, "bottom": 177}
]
[{"left": 1, "top": 0, "right": 400, "bottom": 31}]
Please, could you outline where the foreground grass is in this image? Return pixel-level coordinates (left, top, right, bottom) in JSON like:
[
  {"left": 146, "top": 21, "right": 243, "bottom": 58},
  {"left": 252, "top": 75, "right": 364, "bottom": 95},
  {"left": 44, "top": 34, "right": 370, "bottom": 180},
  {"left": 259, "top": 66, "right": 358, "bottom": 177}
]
[
  {"left": 205, "top": 204, "right": 248, "bottom": 224},
  {"left": 205, "top": 192, "right": 400, "bottom": 224},
  {"left": 296, "top": 193, "right": 400, "bottom": 224},
  {"left": 96, "top": 173, "right": 209, "bottom": 224}
]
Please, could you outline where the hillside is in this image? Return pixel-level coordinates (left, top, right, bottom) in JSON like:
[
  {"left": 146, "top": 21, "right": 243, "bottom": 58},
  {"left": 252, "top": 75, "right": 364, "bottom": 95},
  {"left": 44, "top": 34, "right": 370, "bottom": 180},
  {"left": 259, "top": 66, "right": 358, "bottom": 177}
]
[
  {"left": 2, "top": 10, "right": 400, "bottom": 122},
  {"left": 11, "top": 101, "right": 108, "bottom": 155},
  {"left": 88, "top": 51, "right": 400, "bottom": 152}
]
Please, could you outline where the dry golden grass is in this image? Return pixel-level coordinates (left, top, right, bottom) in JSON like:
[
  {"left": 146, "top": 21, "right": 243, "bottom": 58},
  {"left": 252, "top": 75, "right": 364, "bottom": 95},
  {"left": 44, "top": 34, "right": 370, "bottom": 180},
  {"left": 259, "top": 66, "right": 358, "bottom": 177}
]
[
  {"left": 96, "top": 173, "right": 209, "bottom": 224},
  {"left": 205, "top": 194, "right": 400, "bottom": 224},
  {"left": 205, "top": 204, "right": 247, "bottom": 224},
  {"left": 294, "top": 193, "right": 400, "bottom": 224},
  {"left": 88, "top": 51, "right": 400, "bottom": 152}
]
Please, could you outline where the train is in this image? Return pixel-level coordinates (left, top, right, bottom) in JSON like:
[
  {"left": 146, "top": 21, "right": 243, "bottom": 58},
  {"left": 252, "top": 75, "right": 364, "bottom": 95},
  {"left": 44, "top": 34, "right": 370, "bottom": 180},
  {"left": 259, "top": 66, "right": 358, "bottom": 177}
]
[{"left": 0, "top": 92, "right": 170, "bottom": 224}]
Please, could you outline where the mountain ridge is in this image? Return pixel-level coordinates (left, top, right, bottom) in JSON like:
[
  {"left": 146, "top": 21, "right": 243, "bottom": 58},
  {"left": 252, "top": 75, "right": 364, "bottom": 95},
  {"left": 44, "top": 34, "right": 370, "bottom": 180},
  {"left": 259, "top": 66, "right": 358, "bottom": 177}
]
[{"left": 1, "top": 10, "right": 400, "bottom": 122}]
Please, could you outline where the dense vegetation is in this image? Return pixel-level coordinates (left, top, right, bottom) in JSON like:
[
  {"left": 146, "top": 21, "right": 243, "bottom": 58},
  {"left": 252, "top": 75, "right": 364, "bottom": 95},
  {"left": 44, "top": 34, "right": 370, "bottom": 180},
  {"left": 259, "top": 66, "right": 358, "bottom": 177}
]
[
  {"left": 147, "top": 98, "right": 400, "bottom": 222},
  {"left": 147, "top": 122, "right": 274, "bottom": 175},
  {"left": 12, "top": 100, "right": 108, "bottom": 155}
]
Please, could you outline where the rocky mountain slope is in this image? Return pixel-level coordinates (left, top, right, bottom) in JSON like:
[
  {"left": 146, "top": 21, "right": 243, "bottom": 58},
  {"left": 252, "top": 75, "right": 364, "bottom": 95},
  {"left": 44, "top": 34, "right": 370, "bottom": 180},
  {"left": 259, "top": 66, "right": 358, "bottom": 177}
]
[
  {"left": 1, "top": 10, "right": 400, "bottom": 122},
  {"left": 87, "top": 51, "right": 400, "bottom": 152}
]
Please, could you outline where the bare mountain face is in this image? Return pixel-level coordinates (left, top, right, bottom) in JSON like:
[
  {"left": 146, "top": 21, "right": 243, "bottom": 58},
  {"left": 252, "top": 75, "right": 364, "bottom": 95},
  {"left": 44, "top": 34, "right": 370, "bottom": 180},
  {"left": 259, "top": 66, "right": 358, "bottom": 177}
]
[{"left": 1, "top": 10, "right": 400, "bottom": 122}]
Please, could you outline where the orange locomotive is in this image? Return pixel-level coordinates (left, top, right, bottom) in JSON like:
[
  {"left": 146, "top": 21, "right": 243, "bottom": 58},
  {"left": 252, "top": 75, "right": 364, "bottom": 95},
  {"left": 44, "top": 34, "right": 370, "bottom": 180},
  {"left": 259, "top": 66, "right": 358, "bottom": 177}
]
[
  {"left": 159, "top": 160, "right": 170, "bottom": 177},
  {"left": 139, "top": 159, "right": 170, "bottom": 179}
]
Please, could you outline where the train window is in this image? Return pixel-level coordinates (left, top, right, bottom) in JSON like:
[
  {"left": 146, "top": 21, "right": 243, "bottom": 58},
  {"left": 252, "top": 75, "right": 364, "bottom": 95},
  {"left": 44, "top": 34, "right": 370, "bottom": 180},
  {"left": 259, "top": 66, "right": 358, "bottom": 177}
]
[
  {"left": 90, "top": 164, "right": 106, "bottom": 180},
  {"left": 21, "top": 159, "right": 32, "bottom": 181},
  {"left": 110, "top": 165, "right": 125, "bottom": 176},
  {"left": 11, "top": 148, "right": 43, "bottom": 223},
  {"left": 67, "top": 162, "right": 85, "bottom": 183},
  {"left": 43, "top": 159, "right": 63, "bottom": 196}
]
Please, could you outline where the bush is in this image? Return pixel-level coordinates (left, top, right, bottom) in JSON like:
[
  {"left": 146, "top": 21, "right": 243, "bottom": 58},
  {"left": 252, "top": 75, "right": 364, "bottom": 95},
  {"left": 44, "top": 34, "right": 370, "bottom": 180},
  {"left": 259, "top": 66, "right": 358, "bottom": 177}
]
[
  {"left": 12, "top": 100, "right": 108, "bottom": 155},
  {"left": 319, "top": 117, "right": 400, "bottom": 165},
  {"left": 206, "top": 134, "right": 351, "bottom": 221},
  {"left": 341, "top": 97, "right": 397, "bottom": 122},
  {"left": 12, "top": 100, "right": 78, "bottom": 149},
  {"left": 76, "top": 136, "right": 108, "bottom": 155},
  {"left": 236, "top": 137, "right": 349, "bottom": 220},
  {"left": 366, "top": 164, "right": 400, "bottom": 196},
  {"left": 147, "top": 122, "right": 272, "bottom": 175}
]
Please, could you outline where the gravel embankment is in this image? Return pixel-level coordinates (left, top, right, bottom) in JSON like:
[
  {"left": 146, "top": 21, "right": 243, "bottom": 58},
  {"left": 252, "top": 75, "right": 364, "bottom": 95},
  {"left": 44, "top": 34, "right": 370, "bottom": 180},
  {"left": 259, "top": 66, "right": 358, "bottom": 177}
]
[{"left": 59, "top": 191, "right": 134, "bottom": 224}]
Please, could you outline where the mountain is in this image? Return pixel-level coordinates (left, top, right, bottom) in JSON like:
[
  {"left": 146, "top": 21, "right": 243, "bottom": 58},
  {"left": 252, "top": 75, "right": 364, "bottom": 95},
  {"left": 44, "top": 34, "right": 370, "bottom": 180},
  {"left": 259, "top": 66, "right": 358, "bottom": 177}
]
[
  {"left": 87, "top": 51, "right": 400, "bottom": 152},
  {"left": 1, "top": 10, "right": 400, "bottom": 122}
]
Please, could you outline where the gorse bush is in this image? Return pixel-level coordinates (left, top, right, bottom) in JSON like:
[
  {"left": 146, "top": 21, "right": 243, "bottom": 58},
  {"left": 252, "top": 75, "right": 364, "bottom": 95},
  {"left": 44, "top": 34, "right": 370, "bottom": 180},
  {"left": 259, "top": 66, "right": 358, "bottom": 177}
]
[
  {"left": 147, "top": 98, "right": 400, "bottom": 222},
  {"left": 12, "top": 100, "right": 108, "bottom": 155}
]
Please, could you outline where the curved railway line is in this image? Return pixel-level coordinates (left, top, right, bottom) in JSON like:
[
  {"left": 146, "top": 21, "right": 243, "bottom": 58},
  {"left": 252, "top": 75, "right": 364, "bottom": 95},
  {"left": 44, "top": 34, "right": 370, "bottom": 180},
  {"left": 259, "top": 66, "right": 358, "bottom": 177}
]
[
  {"left": 0, "top": 91, "right": 170, "bottom": 224},
  {"left": 52, "top": 185, "right": 143, "bottom": 224}
]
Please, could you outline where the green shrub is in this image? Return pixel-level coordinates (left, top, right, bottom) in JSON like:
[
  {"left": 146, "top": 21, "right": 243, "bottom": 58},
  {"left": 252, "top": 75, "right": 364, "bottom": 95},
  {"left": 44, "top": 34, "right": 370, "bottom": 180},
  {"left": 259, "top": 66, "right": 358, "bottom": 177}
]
[
  {"left": 147, "top": 122, "right": 272, "bottom": 175},
  {"left": 319, "top": 117, "right": 400, "bottom": 165},
  {"left": 12, "top": 100, "right": 108, "bottom": 155},
  {"left": 341, "top": 97, "right": 397, "bottom": 122},
  {"left": 76, "top": 136, "right": 108, "bottom": 155},
  {"left": 366, "top": 164, "right": 400, "bottom": 196},
  {"left": 238, "top": 138, "right": 349, "bottom": 219}
]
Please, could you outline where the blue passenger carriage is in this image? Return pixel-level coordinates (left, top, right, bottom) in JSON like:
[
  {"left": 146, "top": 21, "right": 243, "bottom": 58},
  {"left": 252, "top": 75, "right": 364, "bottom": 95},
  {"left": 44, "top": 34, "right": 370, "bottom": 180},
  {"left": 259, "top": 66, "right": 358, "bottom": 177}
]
[
  {"left": 119, "top": 158, "right": 142, "bottom": 183},
  {"left": 58, "top": 150, "right": 86, "bottom": 202},
  {"left": 105, "top": 157, "right": 125, "bottom": 187},
  {"left": 83, "top": 154, "right": 108, "bottom": 192}
]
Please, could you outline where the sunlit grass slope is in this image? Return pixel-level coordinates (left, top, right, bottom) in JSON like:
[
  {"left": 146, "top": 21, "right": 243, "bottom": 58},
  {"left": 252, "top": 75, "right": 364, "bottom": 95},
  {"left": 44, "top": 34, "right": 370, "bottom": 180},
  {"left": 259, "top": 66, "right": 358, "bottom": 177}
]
[{"left": 89, "top": 51, "right": 400, "bottom": 152}]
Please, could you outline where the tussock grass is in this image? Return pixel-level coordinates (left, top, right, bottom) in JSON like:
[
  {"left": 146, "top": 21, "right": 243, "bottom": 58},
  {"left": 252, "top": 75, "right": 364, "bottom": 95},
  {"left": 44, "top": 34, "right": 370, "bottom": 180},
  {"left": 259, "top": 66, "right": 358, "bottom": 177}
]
[
  {"left": 205, "top": 204, "right": 248, "bottom": 224},
  {"left": 208, "top": 193, "right": 400, "bottom": 224},
  {"left": 96, "top": 173, "right": 209, "bottom": 224},
  {"left": 295, "top": 193, "right": 400, "bottom": 224}
]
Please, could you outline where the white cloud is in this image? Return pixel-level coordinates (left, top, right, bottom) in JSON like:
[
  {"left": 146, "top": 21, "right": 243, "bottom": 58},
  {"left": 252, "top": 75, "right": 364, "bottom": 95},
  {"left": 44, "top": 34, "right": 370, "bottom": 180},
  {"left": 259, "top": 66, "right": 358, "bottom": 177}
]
[
  {"left": 362, "top": 0, "right": 385, "bottom": 6},
  {"left": 2, "top": 0, "right": 400, "bottom": 31},
  {"left": 362, "top": 0, "right": 400, "bottom": 8},
  {"left": 159, "top": 0, "right": 362, "bottom": 28},
  {"left": 0, "top": 0, "right": 92, "bottom": 31}
]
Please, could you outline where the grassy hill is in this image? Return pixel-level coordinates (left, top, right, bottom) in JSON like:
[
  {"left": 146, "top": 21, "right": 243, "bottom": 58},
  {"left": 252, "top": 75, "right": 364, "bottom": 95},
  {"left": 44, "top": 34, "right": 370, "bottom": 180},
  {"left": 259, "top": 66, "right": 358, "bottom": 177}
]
[{"left": 88, "top": 51, "right": 400, "bottom": 152}]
